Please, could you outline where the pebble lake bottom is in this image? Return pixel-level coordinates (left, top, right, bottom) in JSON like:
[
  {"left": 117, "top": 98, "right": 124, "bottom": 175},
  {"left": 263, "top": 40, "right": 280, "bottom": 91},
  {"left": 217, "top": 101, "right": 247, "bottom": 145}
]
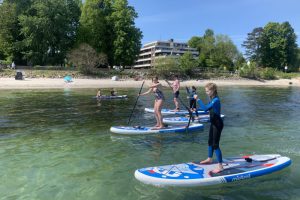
[{"left": 0, "top": 86, "right": 299, "bottom": 200}]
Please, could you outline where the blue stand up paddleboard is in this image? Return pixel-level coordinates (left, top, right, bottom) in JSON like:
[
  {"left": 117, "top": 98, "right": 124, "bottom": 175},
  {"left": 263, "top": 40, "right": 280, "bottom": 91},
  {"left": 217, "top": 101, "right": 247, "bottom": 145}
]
[
  {"left": 135, "top": 154, "right": 291, "bottom": 187},
  {"left": 145, "top": 108, "right": 208, "bottom": 115},
  {"left": 110, "top": 124, "right": 204, "bottom": 135},
  {"left": 94, "top": 95, "right": 128, "bottom": 100},
  {"left": 163, "top": 114, "right": 225, "bottom": 125}
]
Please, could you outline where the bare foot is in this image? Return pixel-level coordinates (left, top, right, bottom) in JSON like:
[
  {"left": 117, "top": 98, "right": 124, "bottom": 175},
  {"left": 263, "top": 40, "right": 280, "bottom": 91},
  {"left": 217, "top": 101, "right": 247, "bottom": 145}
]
[
  {"left": 151, "top": 126, "right": 164, "bottom": 130},
  {"left": 200, "top": 158, "right": 213, "bottom": 164},
  {"left": 211, "top": 167, "right": 224, "bottom": 174}
]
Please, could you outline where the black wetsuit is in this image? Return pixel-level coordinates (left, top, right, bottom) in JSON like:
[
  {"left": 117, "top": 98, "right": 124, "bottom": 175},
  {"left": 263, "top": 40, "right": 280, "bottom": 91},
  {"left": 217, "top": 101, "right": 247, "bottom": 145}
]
[{"left": 197, "top": 96, "right": 223, "bottom": 162}]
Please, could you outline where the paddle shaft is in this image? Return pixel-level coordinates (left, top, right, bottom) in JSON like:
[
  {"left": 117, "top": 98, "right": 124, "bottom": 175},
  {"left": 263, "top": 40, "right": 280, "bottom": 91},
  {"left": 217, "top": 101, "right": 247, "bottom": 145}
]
[
  {"left": 165, "top": 80, "right": 194, "bottom": 129},
  {"left": 127, "top": 81, "right": 145, "bottom": 125}
]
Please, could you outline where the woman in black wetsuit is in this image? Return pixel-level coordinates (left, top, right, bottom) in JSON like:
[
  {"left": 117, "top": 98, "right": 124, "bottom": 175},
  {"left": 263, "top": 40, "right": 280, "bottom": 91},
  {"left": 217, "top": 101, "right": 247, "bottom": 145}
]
[
  {"left": 194, "top": 83, "right": 224, "bottom": 173},
  {"left": 139, "top": 77, "right": 165, "bottom": 129}
]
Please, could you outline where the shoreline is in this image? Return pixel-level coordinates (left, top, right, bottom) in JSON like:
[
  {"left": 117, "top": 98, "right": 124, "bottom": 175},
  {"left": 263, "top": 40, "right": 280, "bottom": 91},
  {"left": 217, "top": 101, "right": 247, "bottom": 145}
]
[{"left": 0, "top": 77, "right": 299, "bottom": 89}]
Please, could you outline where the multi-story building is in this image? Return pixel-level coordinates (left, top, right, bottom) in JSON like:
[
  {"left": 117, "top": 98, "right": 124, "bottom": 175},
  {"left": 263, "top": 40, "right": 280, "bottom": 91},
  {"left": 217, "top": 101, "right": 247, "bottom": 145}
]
[{"left": 133, "top": 39, "right": 199, "bottom": 68}]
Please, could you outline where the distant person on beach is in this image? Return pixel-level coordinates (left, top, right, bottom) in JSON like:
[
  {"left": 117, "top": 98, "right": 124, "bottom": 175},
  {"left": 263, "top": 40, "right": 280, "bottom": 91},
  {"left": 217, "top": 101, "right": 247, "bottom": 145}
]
[
  {"left": 186, "top": 86, "right": 199, "bottom": 119},
  {"left": 139, "top": 76, "right": 165, "bottom": 129},
  {"left": 194, "top": 82, "right": 224, "bottom": 174},
  {"left": 11, "top": 61, "right": 16, "bottom": 69},
  {"left": 171, "top": 75, "right": 180, "bottom": 111}
]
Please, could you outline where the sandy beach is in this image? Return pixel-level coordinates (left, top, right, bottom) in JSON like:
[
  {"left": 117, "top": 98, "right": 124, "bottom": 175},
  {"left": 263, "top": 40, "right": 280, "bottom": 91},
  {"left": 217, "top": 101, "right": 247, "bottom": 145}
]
[{"left": 0, "top": 77, "right": 299, "bottom": 89}]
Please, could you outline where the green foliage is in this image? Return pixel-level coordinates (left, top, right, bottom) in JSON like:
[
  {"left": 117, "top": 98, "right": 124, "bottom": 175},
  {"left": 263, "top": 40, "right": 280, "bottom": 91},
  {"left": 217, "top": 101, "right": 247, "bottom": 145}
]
[
  {"left": 111, "top": 0, "right": 142, "bottom": 66},
  {"left": 18, "top": 0, "right": 81, "bottom": 65},
  {"left": 79, "top": 0, "right": 142, "bottom": 67},
  {"left": 276, "top": 71, "right": 299, "bottom": 79},
  {"left": 79, "top": 0, "right": 113, "bottom": 60},
  {"left": 244, "top": 22, "right": 298, "bottom": 70},
  {"left": 151, "top": 57, "right": 181, "bottom": 78},
  {"left": 179, "top": 52, "right": 198, "bottom": 76},
  {"left": 259, "top": 67, "right": 277, "bottom": 80},
  {"left": 188, "top": 36, "right": 201, "bottom": 49},
  {"left": 0, "top": 2, "right": 19, "bottom": 62},
  {"left": 242, "top": 27, "right": 264, "bottom": 62},
  {"left": 67, "top": 43, "right": 107, "bottom": 75},
  {"left": 239, "top": 62, "right": 259, "bottom": 79},
  {"left": 188, "top": 29, "right": 241, "bottom": 70},
  {"left": 211, "top": 35, "right": 239, "bottom": 70}
]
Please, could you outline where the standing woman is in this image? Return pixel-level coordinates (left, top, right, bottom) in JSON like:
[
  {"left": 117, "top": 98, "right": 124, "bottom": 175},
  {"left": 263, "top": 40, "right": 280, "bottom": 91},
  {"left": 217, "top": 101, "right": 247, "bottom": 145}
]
[
  {"left": 194, "top": 83, "right": 224, "bottom": 173},
  {"left": 139, "top": 77, "right": 165, "bottom": 129}
]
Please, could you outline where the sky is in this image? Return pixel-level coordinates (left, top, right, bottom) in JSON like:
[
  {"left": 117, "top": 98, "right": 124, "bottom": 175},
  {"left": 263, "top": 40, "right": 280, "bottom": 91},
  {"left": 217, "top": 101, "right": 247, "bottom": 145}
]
[{"left": 127, "top": 0, "right": 300, "bottom": 53}]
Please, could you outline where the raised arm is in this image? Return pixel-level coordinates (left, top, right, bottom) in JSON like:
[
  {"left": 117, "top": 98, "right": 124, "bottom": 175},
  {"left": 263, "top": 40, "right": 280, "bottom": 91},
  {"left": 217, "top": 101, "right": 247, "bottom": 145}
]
[{"left": 149, "top": 82, "right": 162, "bottom": 88}]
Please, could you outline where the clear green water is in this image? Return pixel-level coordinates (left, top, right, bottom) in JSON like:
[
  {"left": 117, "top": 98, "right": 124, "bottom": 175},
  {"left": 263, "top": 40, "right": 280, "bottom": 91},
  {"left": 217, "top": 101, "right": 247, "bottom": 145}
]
[{"left": 0, "top": 86, "right": 299, "bottom": 200}]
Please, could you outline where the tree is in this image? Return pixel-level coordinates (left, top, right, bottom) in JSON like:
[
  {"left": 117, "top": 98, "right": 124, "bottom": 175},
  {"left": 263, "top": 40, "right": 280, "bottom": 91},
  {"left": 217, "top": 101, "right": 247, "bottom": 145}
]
[
  {"left": 111, "top": 0, "right": 142, "bottom": 67},
  {"left": 188, "top": 36, "right": 201, "bottom": 50},
  {"left": 260, "top": 22, "right": 298, "bottom": 69},
  {"left": 242, "top": 27, "right": 263, "bottom": 63},
  {"left": 188, "top": 29, "right": 216, "bottom": 68},
  {"left": 179, "top": 52, "right": 198, "bottom": 76},
  {"left": 188, "top": 29, "right": 241, "bottom": 70},
  {"left": 79, "top": 0, "right": 114, "bottom": 64},
  {"left": 67, "top": 43, "right": 107, "bottom": 74},
  {"left": 211, "top": 35, "right": 239, "bottom": 70},
  {"left": 19, "top": 0, "right": 81, "bottom": 65},
  {"left": 79, "top": 0, "right": 142, "bottom": 67},
  {"left": 152, "top": 57, "right": 180, "bottom": 78},
  {"left": 0, "top": 2, "right": 19, "bottom": 62}
]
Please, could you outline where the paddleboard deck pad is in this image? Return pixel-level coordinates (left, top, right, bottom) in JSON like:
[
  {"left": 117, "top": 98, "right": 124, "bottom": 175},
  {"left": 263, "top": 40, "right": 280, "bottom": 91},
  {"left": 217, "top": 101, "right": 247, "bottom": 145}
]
[
  {"left": 94, "top": 95, "right": 127, "bottom": 99},
  {"left": 163, "top": 114, "right": 225, "bottom": 124},
  {"left": 145, "top": 108, "right": 208, "bottom": 115},
  {"left": 110, "top": 123, "right": 204, "bottom": 135},
  {"left": 135, "top": 154, "right": 291, "bottom": 187}
]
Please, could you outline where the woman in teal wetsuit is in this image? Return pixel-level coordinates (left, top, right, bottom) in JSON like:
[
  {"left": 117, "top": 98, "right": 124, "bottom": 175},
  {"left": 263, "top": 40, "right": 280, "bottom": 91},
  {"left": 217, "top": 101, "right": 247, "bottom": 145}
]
[{"left": 194, "top": 82, "right": 224, "bottom": 173}]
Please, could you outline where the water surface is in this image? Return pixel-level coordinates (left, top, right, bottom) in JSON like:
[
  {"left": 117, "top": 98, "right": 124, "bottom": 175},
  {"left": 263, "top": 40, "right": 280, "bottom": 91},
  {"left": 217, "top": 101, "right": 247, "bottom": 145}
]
[{"left": 0, "top": 86, "right": 299, "bottom": 200}]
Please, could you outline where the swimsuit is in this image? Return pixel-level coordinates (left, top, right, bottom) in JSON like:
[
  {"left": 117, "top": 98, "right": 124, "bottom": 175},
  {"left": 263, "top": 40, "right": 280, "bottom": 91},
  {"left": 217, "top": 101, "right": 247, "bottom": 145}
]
[{"left": 154, "top": 88, "right": 165, "bottom": 100}]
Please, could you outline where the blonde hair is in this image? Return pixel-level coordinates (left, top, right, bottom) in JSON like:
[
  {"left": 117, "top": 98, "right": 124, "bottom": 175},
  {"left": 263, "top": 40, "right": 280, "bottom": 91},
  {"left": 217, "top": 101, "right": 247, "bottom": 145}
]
[{"left": 205, "top": 82, "right": 218, "bottom": 98}]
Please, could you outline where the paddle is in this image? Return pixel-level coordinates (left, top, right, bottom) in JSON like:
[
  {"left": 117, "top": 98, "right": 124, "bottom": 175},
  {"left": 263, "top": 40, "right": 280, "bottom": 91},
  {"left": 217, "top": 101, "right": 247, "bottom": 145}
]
[
  {"left": 127, "top": 81, "right": 145, "bottom": 125},
  {"left": 165, "top": 80, "right": 193, "bottom": 129},
  {"left": 186, "top": 100, "right": 196, "bottom": 128}
]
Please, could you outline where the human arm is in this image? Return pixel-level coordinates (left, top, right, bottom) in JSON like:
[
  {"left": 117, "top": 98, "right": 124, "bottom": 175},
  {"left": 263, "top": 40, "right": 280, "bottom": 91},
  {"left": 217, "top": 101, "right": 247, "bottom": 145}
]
[
  {"left": 193, "top": 95, "right": 214, "bottom": 111},
  {"left": 149, "top": 82, "right": 162, "bottom": 88},
  {"left": 139, "top": 88, "right": 152, "bottom": 96}
]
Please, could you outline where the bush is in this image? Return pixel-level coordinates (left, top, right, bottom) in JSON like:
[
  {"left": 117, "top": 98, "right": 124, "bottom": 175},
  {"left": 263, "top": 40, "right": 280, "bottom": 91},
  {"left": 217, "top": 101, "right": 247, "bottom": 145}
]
[
  {"left": 151, "top": 57, "right": 183, "bottom": 78},
  {"left": 239, "top": 62, "right": 258, "bottom": 79},
  {"left": 259, "top": 68, "right": 277, "bottom": 80},
  {"left": 277, "top": 72, "right": 298, "bottom": 79},
  {"left": 67, "top": 43, "right": 108, "bottom": 75}
]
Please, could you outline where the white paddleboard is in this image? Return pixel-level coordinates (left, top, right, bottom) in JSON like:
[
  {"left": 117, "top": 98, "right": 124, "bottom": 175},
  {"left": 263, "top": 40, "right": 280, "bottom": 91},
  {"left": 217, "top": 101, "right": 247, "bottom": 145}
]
[
  {"left": 145, "top": 108, "right": 208, "bottom": 115},
  {"left": 110, "top": 123, "right": 204, "bottom": 135},
  {"left": 135, "top": 154, "right": 291, "bottom": 187},
  {"left": 94, "top": 95, "right": 128, "bottom": 99},
  {"left": 163, "top": 114, "right": 225, "bottom": 125}
]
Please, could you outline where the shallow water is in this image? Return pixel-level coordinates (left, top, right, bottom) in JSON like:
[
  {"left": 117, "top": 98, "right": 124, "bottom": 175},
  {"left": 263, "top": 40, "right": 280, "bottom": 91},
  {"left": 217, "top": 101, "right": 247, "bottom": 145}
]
[{"left": 0, "top": 86, "right": 299, "bottom": 200}]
